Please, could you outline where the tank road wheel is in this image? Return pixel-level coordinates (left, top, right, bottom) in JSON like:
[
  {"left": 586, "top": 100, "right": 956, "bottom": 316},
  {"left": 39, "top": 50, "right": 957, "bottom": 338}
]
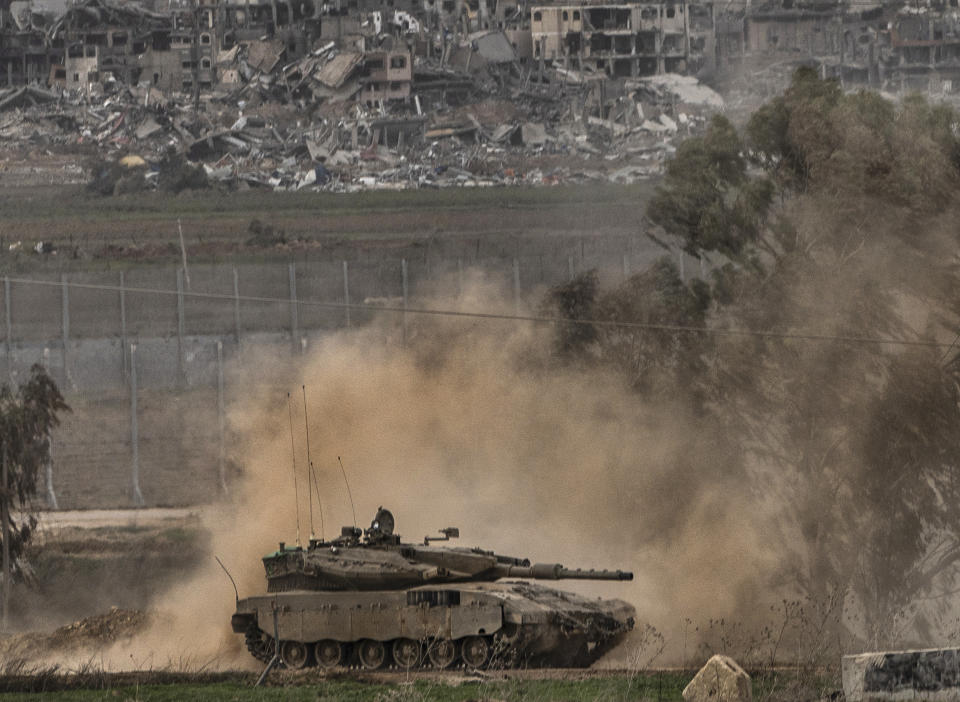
[
  {"left": 391, "top": 638, "right": 421, "bottom": 668},
  {"left": 281, "top": 640, "right": 310, "bottom": 670},
  {"left": 357, "top": 639, "right": 387, "bottom": 670},
  {"left": 314, "top": 639, "right": 344, "bottom": 669},
  {"left": 427, "top": 638, "right": 458, "bottom": 669},
  {"left": 461, "top": 636, "right": 490, "bottom": 669}
]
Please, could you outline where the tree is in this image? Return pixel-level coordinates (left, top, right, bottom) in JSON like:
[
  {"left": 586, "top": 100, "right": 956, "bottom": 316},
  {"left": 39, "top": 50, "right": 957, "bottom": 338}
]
[
  {"left": 540, "top": 270, "right": 600, "bottom": 360},
  {"left": 593, "top": 259, "right": 711, "bottom": 398},
  {"left": 542, "top": 262, "right": 711, "bottom": 398},
  {"left": 0, "top": 364, "right": 69, "bottom": 629},
  {"left": 647, "top": 114, "right": 774, "bottom": 264}
]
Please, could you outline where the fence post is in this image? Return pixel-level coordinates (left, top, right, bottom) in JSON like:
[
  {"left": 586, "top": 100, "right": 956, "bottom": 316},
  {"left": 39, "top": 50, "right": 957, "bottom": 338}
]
[
  {"left": 60, "top": 275, "right": 69, "bottom": 389},
  {"left": 233, "top": 266, "right": 241, "bottom": 344},
  {"left": 288, "top": 263, "right": 299, "bottom": 354},
  {"left": 513, "top": 258, "right": 521, "bottom": 316},
  {"left": 4, "top": 277, "right": 10, "bottom": 383},
  {"left": 342, "top": 261, "right": 351, "bottom": 328},
  {"left": 130, "top": 343, "right": 144, "bottom": 507},
  {"left": 217, "top": 339, "right": 227, "bottom": 495},
  {"left": 119, "top": 271, "right": 128, "bottom": 383},
  {"left": 623, "top": 254, "right": 630, "bottom": 280},
  {"left": 457, "top": 258, "right": 463, "bottom": 297},
  {"left": 568, "top": 256, "right": 575, "bottom": 280},
  {"left": 401, "top": 258, "right": 408, "bottom": 345},
  {"left": 679, "top": 250, "right": 685, "bottom": 282},
  {"left": 176, "top": 267, "right": 185, "bottom": 384},
  {"left": 46, "top": 443, "right": 58, "bottom": 510}
]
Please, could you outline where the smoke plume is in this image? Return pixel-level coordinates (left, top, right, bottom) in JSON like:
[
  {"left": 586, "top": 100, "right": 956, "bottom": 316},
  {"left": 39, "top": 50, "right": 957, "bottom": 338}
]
[{"left": 81, "top": 271, "right": 791, "bottom": 671}]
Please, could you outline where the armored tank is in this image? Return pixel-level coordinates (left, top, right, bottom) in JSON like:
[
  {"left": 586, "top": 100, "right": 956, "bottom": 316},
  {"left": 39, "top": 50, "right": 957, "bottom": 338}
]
[{"left": 231, "top": 507, "right": 635, "bottom": 670}]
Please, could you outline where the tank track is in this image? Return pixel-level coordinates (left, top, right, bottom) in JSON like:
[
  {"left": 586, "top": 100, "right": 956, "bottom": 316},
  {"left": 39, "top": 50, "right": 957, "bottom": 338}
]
[
  {"left": 242, "top": 623, "right": 626, "bottom": 670},
  {"left": 244, "top": 626, "right": 276, "bottom": 665}
]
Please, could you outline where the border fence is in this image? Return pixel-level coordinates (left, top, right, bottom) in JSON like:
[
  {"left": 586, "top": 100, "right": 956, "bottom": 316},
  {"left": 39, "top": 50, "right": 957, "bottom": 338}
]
[{"left": 6, "top": 237, "right": 685, "bottom": 510}]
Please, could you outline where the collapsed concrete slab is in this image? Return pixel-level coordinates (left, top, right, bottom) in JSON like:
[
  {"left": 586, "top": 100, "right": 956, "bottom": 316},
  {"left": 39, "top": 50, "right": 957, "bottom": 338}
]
[
  {"left": 843, "top": 648, "right": 960, "bottom": 701},
  {"left": 683, "top": 654, "right": 752, "bottom": 702}
]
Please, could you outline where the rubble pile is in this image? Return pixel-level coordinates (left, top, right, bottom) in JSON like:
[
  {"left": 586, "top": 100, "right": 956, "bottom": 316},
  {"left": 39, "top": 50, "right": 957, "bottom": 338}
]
[
  {"left": 1, "top": 0, "right": 956, "bottom": 194},
  {"left": 0, "top": 62, "right": 723, "bottom": 192}
]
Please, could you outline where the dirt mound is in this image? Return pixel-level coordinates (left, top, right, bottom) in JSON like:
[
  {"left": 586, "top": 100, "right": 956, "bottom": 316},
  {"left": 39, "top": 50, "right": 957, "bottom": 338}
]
[
  {"left": 49, "top": 608, "right": 147, "bottom": 648},
  {"left": 0, "top": 608, "right": 149, "bottom": 669}
]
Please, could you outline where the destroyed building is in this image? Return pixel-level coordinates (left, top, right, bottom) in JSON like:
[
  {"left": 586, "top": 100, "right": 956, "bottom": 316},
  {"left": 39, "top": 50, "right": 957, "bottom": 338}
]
[
  {"left": 885, "top": 9, "right": 960, "bottom": 92},
  {"left": 1, "top": 0, "right": 717, "bottom": 91},
  {"left": 717, "top": 1, "right": 884, "bottom": 85},
  {"left": 3, "top": 0, "right": 960, "bottom": 97},
  {"left": 1, "top": 0, "right": 65, "bottom": 84},
  {"left": 530, "top": 1, "right": 715, "bottom": 77},
  {"left": 711, "top": 0, "right": 960, "bottom": 94}
]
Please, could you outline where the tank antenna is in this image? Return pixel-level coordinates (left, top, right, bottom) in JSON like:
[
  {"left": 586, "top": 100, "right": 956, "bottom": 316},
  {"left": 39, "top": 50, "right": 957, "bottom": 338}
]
[
  {"left": 302, "top": 385, "right": 324, "bottom": 541},
  {"left": 215, "top": 555, "right": 239, "bottom": 605},
  {"left": 301, "top": 386, "right": 314, "bottom": 539},
  {"left": 338, "top": 456, "right": 357, "bottom": 530},
  {"left": 309, "top": 461, "right": 325, "bottom": 541},
  {"left": 287, "top": 393, "right": 302, "bottom": 548}
]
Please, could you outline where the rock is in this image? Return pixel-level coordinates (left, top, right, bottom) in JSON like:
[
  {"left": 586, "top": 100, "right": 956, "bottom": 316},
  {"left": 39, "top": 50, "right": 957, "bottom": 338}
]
[
  {"left": 520, "top": 121, "right": 548, "bottom": 145},
  {"left": 683, "top": 654, "right": 752, "bottom": 702},
  {"left": 659, "top": 113, "right": 678, "bottom": 132}
]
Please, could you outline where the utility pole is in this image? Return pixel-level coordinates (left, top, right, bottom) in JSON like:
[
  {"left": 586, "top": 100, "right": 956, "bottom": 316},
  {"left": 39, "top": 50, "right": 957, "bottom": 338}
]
[
  {"left": 193, "top": 0, "right": 201, "bottom": 115},
  {"left": 1, "top": 446, "right": 9, "bottom": 631}
]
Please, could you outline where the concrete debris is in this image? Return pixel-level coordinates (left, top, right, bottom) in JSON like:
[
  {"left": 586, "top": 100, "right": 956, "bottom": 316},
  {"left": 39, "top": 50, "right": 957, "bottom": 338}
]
[
  {"left": 843, "top": 648, "right": 960, "bottom": 701},
  {"left": 520, "top": 121, "right": 548, "bottom": 146},
  {"left": 682, "top": 655, "right": 752, "bottom": 702},
  {"left": 0, "top": 0, "right": 741, "bottom": 192},
  {"left": 633, "top": 74, "right": 726, "bottom": 109},
  {"left": 0, "top": 85, "right": 60, "bottom": 111},
  {"left": 0, "top": 60, "right": 720, "bottom": 191}
]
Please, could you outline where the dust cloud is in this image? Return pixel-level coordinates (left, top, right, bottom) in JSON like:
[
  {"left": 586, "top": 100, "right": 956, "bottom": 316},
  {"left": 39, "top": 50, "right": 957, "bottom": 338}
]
[{"left": 89, "top": 270, "right": 786, "bottom": 671}]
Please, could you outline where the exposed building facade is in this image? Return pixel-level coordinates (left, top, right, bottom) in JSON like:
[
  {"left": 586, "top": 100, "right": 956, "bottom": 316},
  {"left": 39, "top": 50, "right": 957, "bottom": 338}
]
[
  {"left": 530, "top": 1, "right": 714, "bottom": 77},
  {"left": 4, "top": 0, "right": 960, "bottom": 98}
]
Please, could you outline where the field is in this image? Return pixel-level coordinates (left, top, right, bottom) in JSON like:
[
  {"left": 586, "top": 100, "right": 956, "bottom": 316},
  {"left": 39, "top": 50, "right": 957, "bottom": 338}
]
[
  {"left": 0, "top": 182, "right": 657, "bottom": 272},
  {"left": 0, "top": 664, "right": 839, "bottom": 701}
]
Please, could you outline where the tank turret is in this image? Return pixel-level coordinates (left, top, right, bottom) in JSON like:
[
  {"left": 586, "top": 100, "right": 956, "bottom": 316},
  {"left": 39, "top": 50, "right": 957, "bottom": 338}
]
[
  {"left": 232, "top": 507, "right": 636, "bottom": 670},
  {"left": 261, "top": 507, "right": 633, "bottom": 592}
]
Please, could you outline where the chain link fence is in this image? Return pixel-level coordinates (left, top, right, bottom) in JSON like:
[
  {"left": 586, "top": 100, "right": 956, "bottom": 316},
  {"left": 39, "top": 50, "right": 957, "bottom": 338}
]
[{"left": 7, "top": 237, "right": 684, "bottom": 509}]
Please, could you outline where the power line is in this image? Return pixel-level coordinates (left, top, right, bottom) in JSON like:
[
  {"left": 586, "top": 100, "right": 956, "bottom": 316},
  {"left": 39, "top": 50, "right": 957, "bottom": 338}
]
[{"left": 2, "top": 275, "right": 953, "bottom": 349}]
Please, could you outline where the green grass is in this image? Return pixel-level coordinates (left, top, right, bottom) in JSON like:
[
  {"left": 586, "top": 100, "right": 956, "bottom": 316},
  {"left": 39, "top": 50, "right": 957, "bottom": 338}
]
[
  {"left": 0, "top": 670, "right": 841, "bottom": 701},
  {"left": 0, "top": 673, "right": 691, "bottom": 702}
]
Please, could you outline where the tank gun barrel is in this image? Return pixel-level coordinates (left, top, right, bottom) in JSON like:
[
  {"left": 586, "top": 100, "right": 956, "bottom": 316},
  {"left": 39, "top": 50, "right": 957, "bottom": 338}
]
[{"left": 492, "top": 563, "right": 633, "bottom": 581}]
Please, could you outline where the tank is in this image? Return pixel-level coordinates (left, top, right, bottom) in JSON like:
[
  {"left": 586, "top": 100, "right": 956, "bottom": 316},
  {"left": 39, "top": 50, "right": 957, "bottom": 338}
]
[{"left": 231, "top": 507, "right": 636, "bottom": 670}]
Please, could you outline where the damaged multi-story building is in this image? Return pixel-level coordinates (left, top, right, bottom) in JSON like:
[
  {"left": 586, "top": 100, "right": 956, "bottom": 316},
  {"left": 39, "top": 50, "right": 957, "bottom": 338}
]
[
  {"left": 530, "top": 1, "right": 715, "bottom": 77},
  {"left": 715, "top": 0, "right": 883, "bottom": 83},
  {"left": 713, "top": 0, "right": 960, "bottom": 94},
  {"left": 1, "top": 0, "right": 65, "bottom": 85}
]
